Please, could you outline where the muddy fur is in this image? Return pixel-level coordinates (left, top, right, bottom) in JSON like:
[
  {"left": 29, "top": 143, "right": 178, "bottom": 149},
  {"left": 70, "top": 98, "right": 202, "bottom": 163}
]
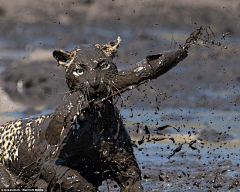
[{"left": 0, "top": 31, "right": 198, "bottom": 191}]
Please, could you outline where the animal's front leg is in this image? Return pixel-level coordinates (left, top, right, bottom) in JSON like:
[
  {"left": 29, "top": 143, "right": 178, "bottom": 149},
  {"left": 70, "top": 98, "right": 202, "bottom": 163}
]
[
  {"left": 0, "top": 163, "right": 20, "bottom": 188},
  {"left": 42, "top": 161, "right": 97, "bottom": 192},
  {"left": 109, "top": 48, "right": 188, "bottom": 95},
  {"left": 45, "top": 91, "right": 84, "bottom": 145},
  {"left": 109, "top": 148, "right": 143, "bottom": 192}
]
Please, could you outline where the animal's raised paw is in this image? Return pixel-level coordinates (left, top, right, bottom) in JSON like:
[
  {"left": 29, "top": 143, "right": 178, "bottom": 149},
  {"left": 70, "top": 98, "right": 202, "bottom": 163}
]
[{"left": 183, "top": 26, "right": 216, "bottom": 50}]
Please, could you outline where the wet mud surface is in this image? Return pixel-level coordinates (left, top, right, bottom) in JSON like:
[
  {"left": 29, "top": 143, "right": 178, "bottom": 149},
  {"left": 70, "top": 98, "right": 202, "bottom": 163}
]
[{"left": 0, "top": 0, "right": 240, "bottom": 191}]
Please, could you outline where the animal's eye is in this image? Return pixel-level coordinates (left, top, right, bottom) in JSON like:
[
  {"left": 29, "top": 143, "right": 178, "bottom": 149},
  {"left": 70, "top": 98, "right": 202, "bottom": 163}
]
[
  {"left": 73, "top": 69, "right": 84, "bottom": 76},
  {"left": 76, "top": 69, "right": 84, "bottom": 74},
  {"left": 100, "top": 63, "right": 110, "bottom": 70}
]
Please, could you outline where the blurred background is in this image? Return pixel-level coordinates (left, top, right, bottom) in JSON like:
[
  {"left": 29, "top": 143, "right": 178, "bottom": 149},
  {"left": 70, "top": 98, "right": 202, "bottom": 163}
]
[{"left": 0, "top": 0, "right": 239, "bottom": 191}]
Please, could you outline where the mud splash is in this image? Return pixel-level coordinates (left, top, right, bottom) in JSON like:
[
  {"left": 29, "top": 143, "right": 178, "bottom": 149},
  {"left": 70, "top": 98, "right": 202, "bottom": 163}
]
[
  {"left": 99, "top": 107, "right": 240, "bottom": 191},
  {"left": 1, "top": 26, "right": 239, "bottom": 191},
  {"left": 0, "top": 1, "right": 239, "bottom": 189}
]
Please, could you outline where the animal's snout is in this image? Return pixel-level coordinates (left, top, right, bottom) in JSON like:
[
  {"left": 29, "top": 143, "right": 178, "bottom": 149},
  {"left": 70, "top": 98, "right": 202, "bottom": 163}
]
[
  {"left": 90, "top": 82, "right": 99, "bottom": 90},
  {"left": 89, "top": 77, "right": 99, "bottom": 88},
  {"left": 87, "top": 75, "right": 100, "bottom": 91}
]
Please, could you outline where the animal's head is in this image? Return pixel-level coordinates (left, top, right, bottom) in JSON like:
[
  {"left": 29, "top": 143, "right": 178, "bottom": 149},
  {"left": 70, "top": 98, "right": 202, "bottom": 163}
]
[{"left": 53, "top": 37, "right": 121, "bottom": 99}]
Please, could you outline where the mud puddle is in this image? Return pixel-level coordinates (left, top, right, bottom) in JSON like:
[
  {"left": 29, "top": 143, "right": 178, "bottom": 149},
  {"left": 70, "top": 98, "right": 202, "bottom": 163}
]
[
  {"left": 2, "top": 105, "right": 240, "bottom": 191},
  {"left": 96, "top": 93, "right": 240, "bottom": 191},
  {"left": 98, "top": 107, "right": 240, "bottom": 191}
]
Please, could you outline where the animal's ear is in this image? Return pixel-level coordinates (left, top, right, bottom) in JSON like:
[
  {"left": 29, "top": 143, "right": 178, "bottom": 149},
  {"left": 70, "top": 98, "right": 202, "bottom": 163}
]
[
  {"left": 53, "top": 49, "right": 76, "bottom": 69},
  {"left": 95, "top": 36, "right": 121, "bottom": 58}
]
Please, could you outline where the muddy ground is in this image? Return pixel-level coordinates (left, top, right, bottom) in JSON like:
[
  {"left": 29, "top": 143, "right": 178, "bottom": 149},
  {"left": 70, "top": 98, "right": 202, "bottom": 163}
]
[{"left": 0, "top": 0, "right": 240, "bottom": 191}]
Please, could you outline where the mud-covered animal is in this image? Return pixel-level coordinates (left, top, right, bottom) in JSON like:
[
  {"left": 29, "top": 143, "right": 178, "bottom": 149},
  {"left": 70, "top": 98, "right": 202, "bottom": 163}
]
[{"left": 0, "top": 35, "right": 190, "bottom": 191}]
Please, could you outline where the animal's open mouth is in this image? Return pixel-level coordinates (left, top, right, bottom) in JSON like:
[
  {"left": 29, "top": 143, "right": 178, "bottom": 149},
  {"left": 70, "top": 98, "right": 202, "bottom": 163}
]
[
  {"left": 89, "top": 92, "right": 107, "bottom": 101},
  {"left": 73, "top": 86, "right": 106, "bottom": 98},
  {"left": 86, "top": 86, "right": 110, "bottom": 100}
]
